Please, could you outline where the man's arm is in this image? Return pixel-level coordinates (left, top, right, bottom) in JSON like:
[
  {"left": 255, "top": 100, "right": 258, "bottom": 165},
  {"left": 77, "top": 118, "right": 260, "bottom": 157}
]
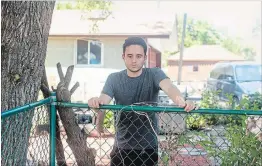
[
  {"left": 159, "top": 78, "right": 186, "bottom": 106},
  {"left": 88, "top": 93, "right": 112, "bottom": 108},
  {"left": 95, "top": 93, "right": 112, "bottom": 133},
  {"left": 150, "top": 68, "right": 186, "bottom": 107},
  {"left": 159, "top": 78, "right": 196, "bottom": 112},
  {"left": 89, "top": 73, "right": 115, "bottom": 133},
  {"left": 99, "top": 93, "right": 112, "bottom": 105}
]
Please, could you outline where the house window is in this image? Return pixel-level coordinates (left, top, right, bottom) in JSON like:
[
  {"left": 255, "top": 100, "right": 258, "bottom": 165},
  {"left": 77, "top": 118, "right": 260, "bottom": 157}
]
[
  {"left": 193, "top": 65, "right": 199, "bottom": 72},
  {"left": 76, "top": 39, "right": 102, "bottom": 65}
]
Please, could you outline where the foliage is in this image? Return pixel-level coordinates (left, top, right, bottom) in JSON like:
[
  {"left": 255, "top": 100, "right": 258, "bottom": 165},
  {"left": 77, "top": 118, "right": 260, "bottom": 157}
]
[
  {"left": 177, "top": 16, "right": 222, "bottom": 48},
  {"left": 104, "top": 110, "right": 114, "bottom": 129},
  {"left": 161, "top": 88, "right": 261, "bottom": 165},
  {"left": 191, "top": 90, "right": 262, "bottom": 165},
  {"left": 197, "top": 124, "right": 262, "bottom": 166},
  {"left": 161, "top": 50, "right": 179, "bottom": 67},
  {"left": 175, "top": 15, "right": 257, "bottom": 61},
  {"left": 222, "top": 37, "right": 256, "bottom": 60},
  {"left": 236, "top": 92, "right": 262, "bottom": 110},
  {"left": 55, "top": 0, "right": 112, "bottom": 32},
  {"left": 186, "top": 90, "right": 222, "bottom": 129},
  {"left": 219, "top": 126, "right": 261, "bottom": 165},
  {"left": 200, "top": 89, "right": 221, "bottom": 109},
  {"left": 186, "top": 90, "right": 262, "bottom": 129},
  {"left": 187, "top": 90, "right": 262, "bottom": 129},
  {"left": 186, "top": 113, "right": 206, "bottom": 130},
  {"left": 56, "top": 0, "right": 112, "bottom": 11}
]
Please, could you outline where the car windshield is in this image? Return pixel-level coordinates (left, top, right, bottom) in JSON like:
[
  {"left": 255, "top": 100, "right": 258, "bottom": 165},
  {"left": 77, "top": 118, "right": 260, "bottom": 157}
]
[{"left": 235, "top": 65, "right": 262, "bottom": 82}]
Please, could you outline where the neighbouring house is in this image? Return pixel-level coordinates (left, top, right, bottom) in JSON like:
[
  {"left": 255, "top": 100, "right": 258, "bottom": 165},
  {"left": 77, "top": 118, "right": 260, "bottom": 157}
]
[
  {"left": 45, "top": 10, "right": 178, "bottom": 101},
  {"left": 167, "top": 45, "right": 245, "bottom": 82}
]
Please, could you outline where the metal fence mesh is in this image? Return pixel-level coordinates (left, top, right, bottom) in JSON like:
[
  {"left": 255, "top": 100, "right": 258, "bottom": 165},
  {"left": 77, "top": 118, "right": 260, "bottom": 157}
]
[
  {"left": 1, "top": 105, "right": 50, "bottom": 166},
  {"left": 58, "top": 107, "right": 262, "bottom": 166},
  {"left": 1, "top": 99, "right": 261, "bottom": 166}
]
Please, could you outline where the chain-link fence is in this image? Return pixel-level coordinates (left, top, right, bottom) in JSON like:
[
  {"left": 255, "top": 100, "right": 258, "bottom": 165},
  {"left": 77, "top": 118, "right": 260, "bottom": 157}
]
[
  {"left": 2, "top": 94, "right": 262, "bottom": 166},
  {"left": 1, "top": 104, "right": 51, "bottom": 166},
  {"left": 57, "top": 103, "right": 262, "bottom": 166}
]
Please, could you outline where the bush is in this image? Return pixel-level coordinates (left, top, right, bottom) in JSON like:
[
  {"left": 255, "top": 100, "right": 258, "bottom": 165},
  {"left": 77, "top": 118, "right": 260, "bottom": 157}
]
[
  {"left": 193, "top": 89, "right": 262, "bottom": 165},
  {"left": 186, "top": 114, "right": 206, "bottom": 130},
  {"left": 104, "top": 110, "right": 114, "bottom": 129},
  {"left": 187, "top": 90, "right": 262, "bottom": 130},
  {"left": 186, "top": 89, "right": 223, "bottom": 129}
]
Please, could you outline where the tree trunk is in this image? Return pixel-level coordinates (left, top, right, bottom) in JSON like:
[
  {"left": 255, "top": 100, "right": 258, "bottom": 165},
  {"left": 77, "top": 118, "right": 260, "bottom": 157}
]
[
  {"left": 55, "top": 63, "right": 96, "bottom": 166},
  {"left": 1, "top": 1, "right": 55, "bottom": 166}
]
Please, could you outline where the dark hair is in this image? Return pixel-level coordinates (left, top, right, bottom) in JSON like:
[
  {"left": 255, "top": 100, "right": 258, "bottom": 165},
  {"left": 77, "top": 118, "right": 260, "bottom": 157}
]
[{"left": 123, "top": 36, "right": 147, "bottom": 55}]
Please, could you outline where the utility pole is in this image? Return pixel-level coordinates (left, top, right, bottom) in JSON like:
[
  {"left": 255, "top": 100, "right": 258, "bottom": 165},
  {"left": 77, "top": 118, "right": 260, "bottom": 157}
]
[
  {"left": 177, "top": 13, "right": 187, "bottom": 85},
  {"left": 157, "top": 0, "right": 160, "bottom": 8}
]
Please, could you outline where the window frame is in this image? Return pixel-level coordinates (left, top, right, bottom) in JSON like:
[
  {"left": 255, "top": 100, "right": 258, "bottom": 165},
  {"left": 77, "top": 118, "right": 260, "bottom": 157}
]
[
  {"left": 193, "top": 65, "right": 199, "bottom": 72},
  {"left": 74, "top": 38, "right": 104, "bottom": 67}
]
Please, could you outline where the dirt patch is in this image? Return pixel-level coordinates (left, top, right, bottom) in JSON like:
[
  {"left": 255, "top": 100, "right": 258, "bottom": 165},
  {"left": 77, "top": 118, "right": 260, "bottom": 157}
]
[{"left": 159, "top": 141, "right": 211, "bottom": 166}]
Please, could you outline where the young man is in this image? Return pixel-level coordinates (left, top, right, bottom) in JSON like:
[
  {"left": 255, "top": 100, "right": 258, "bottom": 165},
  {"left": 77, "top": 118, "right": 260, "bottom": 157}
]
[{"left": 88, "top": 37, "right": 196, "bottom": 166}]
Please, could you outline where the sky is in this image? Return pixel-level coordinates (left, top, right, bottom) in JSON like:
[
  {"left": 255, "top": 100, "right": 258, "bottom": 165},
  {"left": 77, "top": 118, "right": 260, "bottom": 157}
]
[
  {"left": 56, "top": 1, "right": 261, "bottom": 39},
  {"left": 111, "top": 0, "right": 261, "bottom": 61},
  {"left": 55, "top": 0, "right": 261, "bottom": 50},
  {"left": 112, "top": 1, "right": 261, "bottom": 40}
]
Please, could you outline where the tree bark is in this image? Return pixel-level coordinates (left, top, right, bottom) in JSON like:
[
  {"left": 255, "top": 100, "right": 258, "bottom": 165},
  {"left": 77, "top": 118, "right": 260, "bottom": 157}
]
[
  {"left": 1, "top": 1, "right": 55, "bottom": 166},
  {"left": 55, "top": 63, "right": 96, "bottom": 166}
]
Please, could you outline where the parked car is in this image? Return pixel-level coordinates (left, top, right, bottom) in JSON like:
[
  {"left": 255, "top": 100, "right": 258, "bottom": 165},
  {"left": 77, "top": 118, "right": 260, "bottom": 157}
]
[
  {"left": 206, "top": 61, "right": 262, "bottom": 104},
  {"left": 158, "top": 82, "right": 202, "bottom": 106},
  {"left": 158, "top": 83, "right": 188, "bottom": 105},
  {"left": 74, "top": 107, "right": 94, "bottom": 124}
]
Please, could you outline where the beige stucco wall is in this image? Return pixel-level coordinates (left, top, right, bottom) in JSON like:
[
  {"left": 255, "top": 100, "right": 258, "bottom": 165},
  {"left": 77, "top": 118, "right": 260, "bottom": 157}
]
[
  {"left": 46, "top": 37, "right": 75, "bottom": 67},
  {"left": 46, "top": 36, "right": 126, "bottom": 70},
  {"left": 45, "top": 36, "right": 129, "bottom": 102},
  {"left": 168, "top": 64, "right": 214, "bottom": 82}
]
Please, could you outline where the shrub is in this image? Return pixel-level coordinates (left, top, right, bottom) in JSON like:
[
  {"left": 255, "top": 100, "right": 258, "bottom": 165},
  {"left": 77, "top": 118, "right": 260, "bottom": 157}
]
[{"left": 194, "top": 90, "right": 262, "bottom": 165}]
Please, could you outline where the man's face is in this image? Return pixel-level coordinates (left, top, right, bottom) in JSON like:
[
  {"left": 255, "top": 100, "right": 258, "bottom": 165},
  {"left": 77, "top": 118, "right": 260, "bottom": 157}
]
[{"left": 122, "top": 45, "right": 147, "bottom": 72}]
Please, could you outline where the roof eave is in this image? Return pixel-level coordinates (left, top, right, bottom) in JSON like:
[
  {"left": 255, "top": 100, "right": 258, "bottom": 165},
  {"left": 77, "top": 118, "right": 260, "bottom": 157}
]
[
  {"left": 48, "top": 33, "right": 170, "bottom": 38},
  {"left": 168, "top": 59, "right": 245, "bottom": 61},
  {"left": 149, "top": 44, "right": 162, "bottom": 54}
]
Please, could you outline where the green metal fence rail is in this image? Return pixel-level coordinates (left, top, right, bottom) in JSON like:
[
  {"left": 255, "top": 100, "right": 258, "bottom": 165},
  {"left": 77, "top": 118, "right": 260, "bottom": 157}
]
[
  {"left": 58, "top": 102, "right": 262, "bottom": 115},
  {"left": 2, "top": 92, "right": 262, "bottom": 166}
]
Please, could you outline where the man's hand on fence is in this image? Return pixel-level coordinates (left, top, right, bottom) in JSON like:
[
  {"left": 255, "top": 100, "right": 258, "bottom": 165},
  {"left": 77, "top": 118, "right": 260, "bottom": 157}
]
[
  {"left": 88, "top": 97, "right": 103, "bottom": 108},
  {"left": 175, "top": 96, "right": 197, "bottom": 112},
  {"left": 184, "top": 100, "right": 198, "bottom": 112}
]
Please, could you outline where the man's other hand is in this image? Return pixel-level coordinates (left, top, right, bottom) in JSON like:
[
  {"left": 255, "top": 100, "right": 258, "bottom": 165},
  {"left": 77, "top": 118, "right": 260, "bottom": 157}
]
[
  {"left": 175, "top": 96, "right": 198, "bottom": 112},
  {"left": 184, "top": 100, "right": 198, "bottom": 112}
]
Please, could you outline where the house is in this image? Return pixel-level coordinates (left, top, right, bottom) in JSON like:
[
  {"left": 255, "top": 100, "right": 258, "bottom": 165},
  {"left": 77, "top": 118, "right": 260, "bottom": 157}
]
[
  {"left": 167, "top": 45, "right": 245, "bottom": 82},
  {"left": 45, "top": 10, "right": 178, "bottom": 101}
]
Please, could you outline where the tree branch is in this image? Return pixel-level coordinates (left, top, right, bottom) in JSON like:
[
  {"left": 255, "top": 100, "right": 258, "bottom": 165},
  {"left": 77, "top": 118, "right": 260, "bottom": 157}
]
[
  {"left": 70, "top": 82, "right": 80, "bottom": 95},
  {"left": 40, "top": 67, "right": 51, "bottom": 98},
  {"left": 57, "top": 63, "right": 65, "bottom": 82},
  {"left": 56, "top": 113, "right": 67, "bottom": 166},
  {"left": 64, "top": 65, "right": 74, "bottom": 89},
  {"left": 56, "top": 63, "right": 95, "bottom": 166}
]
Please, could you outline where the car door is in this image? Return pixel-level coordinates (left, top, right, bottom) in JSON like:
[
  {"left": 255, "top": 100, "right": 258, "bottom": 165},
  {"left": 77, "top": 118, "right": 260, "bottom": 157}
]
[
  {"left": 216, "top": 73, "right": 225, "bottom": 98},
  {"left": 207, "top": 68, "right": 218, "bottom": 91},
  {"left": 222, "top": 66, "right": 235, "bottom": 100},
  {"left": 215, "top": 66, "right": 226, "bottom": 99}
]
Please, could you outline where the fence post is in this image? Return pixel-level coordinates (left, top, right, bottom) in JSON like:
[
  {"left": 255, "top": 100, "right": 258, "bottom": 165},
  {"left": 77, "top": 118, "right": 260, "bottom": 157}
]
[{"left": 50, "top": 92, "right": 57, "bottom": 166}]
